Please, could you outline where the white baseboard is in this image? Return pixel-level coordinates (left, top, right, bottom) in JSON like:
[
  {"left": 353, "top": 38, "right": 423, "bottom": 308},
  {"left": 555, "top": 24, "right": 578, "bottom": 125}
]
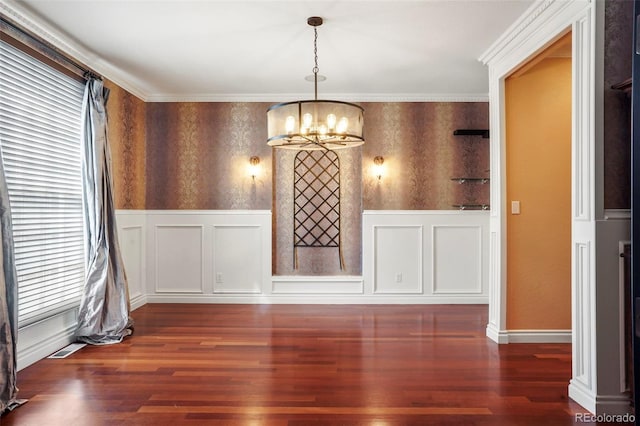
[
  {"left": 506, "top": 329, "right": 572, "bottom": 343},
  {"left": 130, "top": 294, "right": 147, "bottom": 311},
  {"left": 485, "top": 326, "right": 570, "bottom": 344},
  {"left": 486, "top": 323, "right": 509, "bottom": 344},
  {"left": 569, "top": 381, "right": 633, "bottom": 416},
  {"left": 569, "top": 380, "right": 596, "bottom": 414},
  {"left": 17, "top": 323, "right": 76, "bottom": 371},
  {"left": 145, "top": 294, "right": 489, "bottom": 304}
]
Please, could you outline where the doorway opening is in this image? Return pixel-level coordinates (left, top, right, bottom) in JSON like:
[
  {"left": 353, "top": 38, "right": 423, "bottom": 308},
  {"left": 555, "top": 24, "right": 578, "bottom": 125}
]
[{"left": 503, "top": 32, "right": 573, "bottom": 336}]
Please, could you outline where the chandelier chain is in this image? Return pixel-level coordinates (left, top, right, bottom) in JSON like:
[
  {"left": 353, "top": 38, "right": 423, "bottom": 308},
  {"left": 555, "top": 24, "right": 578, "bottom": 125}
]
[
  {"left": 313, "top": 27, "right": 319, "bottom": 75},
  {"left": 313, "top": 26, "right": 319, "bottom": 100}
]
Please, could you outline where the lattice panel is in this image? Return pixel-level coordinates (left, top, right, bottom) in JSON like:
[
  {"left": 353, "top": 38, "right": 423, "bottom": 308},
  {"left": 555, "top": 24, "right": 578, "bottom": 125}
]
[{"left": 293, "top": 150, "right": 342, "bottom": 269}]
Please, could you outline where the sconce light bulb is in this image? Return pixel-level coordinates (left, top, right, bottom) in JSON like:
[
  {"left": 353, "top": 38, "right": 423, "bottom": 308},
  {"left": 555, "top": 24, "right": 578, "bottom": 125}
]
[
  {"left": 319, "top": 124, "right": 328, "bottom": 136},
  {"left": 249, "top": 156, "right": 260, "bottom": 180},
  {"left": 373, "top": 156, "right": 385, "bottom": 181}
]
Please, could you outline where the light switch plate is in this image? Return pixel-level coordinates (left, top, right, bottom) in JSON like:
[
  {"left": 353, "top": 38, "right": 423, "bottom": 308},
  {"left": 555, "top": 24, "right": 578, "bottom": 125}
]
[{"left": 511, "top": 201, "right": 521, "bottom": 215}]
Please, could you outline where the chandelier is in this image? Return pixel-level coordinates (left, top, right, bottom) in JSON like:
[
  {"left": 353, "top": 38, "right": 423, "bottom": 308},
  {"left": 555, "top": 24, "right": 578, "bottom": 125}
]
[{"left": 267, "top": 17, "right": 364, "bottom": 150}]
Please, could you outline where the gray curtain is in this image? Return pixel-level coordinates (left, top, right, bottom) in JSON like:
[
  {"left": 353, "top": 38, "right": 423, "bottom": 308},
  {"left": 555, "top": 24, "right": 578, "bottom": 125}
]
[
  {"left": 0, "top": 145, "right": 25, "bottom": 414},
  {"left": 75, "top": 77, "right": 133, "bottom": 345}
]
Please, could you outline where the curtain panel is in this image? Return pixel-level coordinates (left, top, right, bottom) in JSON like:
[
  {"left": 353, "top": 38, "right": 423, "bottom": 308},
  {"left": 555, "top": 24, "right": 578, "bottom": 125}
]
[
  {"left": 0, "top": 146, "right": 25, "bottom": 414},
  {"left": 75, "top": 78, "right": 133, "bottom": 345}
]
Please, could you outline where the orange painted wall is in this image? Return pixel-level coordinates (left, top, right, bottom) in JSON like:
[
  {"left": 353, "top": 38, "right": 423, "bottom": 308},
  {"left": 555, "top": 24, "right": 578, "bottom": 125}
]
[{"left": 505, "top": 41, "right": 572, "bottom": 330}]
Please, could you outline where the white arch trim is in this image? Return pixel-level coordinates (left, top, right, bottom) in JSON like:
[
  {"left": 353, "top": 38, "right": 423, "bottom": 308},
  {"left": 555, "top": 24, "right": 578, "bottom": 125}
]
[{"left": 480, "top": 0, "right": 607, "bottom": 414}]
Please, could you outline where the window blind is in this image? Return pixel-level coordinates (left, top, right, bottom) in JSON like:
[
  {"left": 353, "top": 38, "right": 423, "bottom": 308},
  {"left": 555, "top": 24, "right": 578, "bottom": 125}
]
[{"left": 0, "top": 39, "right": 86, "bottom": 327}]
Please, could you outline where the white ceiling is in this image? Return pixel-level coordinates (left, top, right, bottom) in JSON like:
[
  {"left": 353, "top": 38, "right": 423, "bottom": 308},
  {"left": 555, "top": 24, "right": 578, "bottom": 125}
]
[{"left": 4, "top": 0, "right": 535, "bottom": 102}]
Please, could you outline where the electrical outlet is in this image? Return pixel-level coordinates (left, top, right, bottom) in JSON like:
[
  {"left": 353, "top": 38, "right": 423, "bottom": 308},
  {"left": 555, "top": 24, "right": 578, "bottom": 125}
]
[
  {"left": 215, "top": 273, "right": 223, "bottom": 283},
  {"left": 395, "top": 273, "right": 402, "bottom": 283}
]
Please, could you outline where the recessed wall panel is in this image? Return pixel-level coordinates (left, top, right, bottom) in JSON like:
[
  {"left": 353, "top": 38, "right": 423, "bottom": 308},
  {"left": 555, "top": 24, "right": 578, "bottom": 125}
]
[
  {"left": 374, "top": 225, "right": 423, "bottom": 294},
  {"left": 213, "top": 225, "right": 262, "bottom": 293},
  {"left": 120, "top": 226, "right": 143, "bottom": 299},
  {"left": 155, "top": 225, "right": 203, "bottom": 293},
  {"left": 433, "top": 226, "right": 482, "bottom": 294},
  {"left": 574, "top": 241, "right": 591, "bottom": 387}
]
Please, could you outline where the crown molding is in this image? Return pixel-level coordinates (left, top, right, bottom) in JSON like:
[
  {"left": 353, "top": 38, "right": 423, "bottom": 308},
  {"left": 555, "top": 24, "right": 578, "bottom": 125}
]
[
  {"left": 478, "top": 0, "right": 583, "bottom": 66},
  {"left": 0, "top": 0, "right": 149, "bottom": 100},
  {"left": 1, "top": 0, "right": 489, "bottom": 105},
  {"left": 144, "top": 92, "right": 489, "bottom": 103}
]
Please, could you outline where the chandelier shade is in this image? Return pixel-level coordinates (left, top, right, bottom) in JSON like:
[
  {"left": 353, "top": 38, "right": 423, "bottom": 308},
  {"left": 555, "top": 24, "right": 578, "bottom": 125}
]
[
  {"left": 267, "top": 16, "right": 364, "bottom": 151},
  {"left": 267, "top": 100, "right": 364, "bottom": 150}
]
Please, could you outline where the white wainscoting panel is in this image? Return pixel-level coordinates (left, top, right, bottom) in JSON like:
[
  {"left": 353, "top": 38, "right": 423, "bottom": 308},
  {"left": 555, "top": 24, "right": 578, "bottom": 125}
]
[
  {"left": 573, "top": 241, "right": 592, "bottom": 390},
  {"left": 213, "top": 225, "right": 262, "bottom": 293},
  {"left": 120, "top": 226, "right": 143, "bottom": 299},
  {"left": 374, "top": 225, "right": 423, "bottom": 294},
  {"left": 116, "top": 210, "right": 147, "bottom": 309},
  {"left": 117, "top": 210, "right": 487, "bottom": 304},
  {"left": 432, "top": 226, "right": 482, "bottom": 294},
  {"left": 363, "top": 211, "right": 489, "bottom": 303},
  {"left": 155, "top": 225, "right": 204, "bottom": 293},
  {"left": 144, "top": 211, "right": 272, "bottom": 301}
]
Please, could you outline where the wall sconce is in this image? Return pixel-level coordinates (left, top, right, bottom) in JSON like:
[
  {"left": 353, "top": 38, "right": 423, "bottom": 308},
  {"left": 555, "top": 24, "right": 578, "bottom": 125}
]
[
  {"left": 248, "top": 156, "right": 261, "bottom": 180},
  {"left": 372, "top": 156, "right": 385, "bottom": 180}
]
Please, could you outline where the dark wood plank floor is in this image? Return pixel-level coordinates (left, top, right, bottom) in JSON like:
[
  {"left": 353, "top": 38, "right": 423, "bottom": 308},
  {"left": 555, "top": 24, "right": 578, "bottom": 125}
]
[{"left": 1, "top": 304, "right": 610, "bottom": 425}]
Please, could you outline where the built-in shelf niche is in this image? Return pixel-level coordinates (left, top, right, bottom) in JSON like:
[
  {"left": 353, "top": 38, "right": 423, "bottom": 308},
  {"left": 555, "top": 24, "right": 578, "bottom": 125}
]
[{"left": 451, "top": 129, "right": 490, "bottom": 210}]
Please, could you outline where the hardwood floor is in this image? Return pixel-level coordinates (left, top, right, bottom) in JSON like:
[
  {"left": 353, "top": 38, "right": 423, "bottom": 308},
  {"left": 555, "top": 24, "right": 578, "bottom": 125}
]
[{"left": 1, "top": 304, "right": 617, "bottom": 425}]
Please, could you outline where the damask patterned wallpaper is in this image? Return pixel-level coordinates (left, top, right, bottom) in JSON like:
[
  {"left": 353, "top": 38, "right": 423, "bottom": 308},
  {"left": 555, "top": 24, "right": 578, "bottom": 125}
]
[
  {"left": 137, "top": 101, "right": 489, "bottom": 212},
  {"left": 105, "top": 80, "right": 146, "bottom": 210},
  {"left": 361, "top": 102, "right": 489, "bottom": 210},
  {"left": 145, "top": 102, "right": 272, "bottom": 210},
  {"left": 604, "top": 0, "right": 632, "bottom": 210}
]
